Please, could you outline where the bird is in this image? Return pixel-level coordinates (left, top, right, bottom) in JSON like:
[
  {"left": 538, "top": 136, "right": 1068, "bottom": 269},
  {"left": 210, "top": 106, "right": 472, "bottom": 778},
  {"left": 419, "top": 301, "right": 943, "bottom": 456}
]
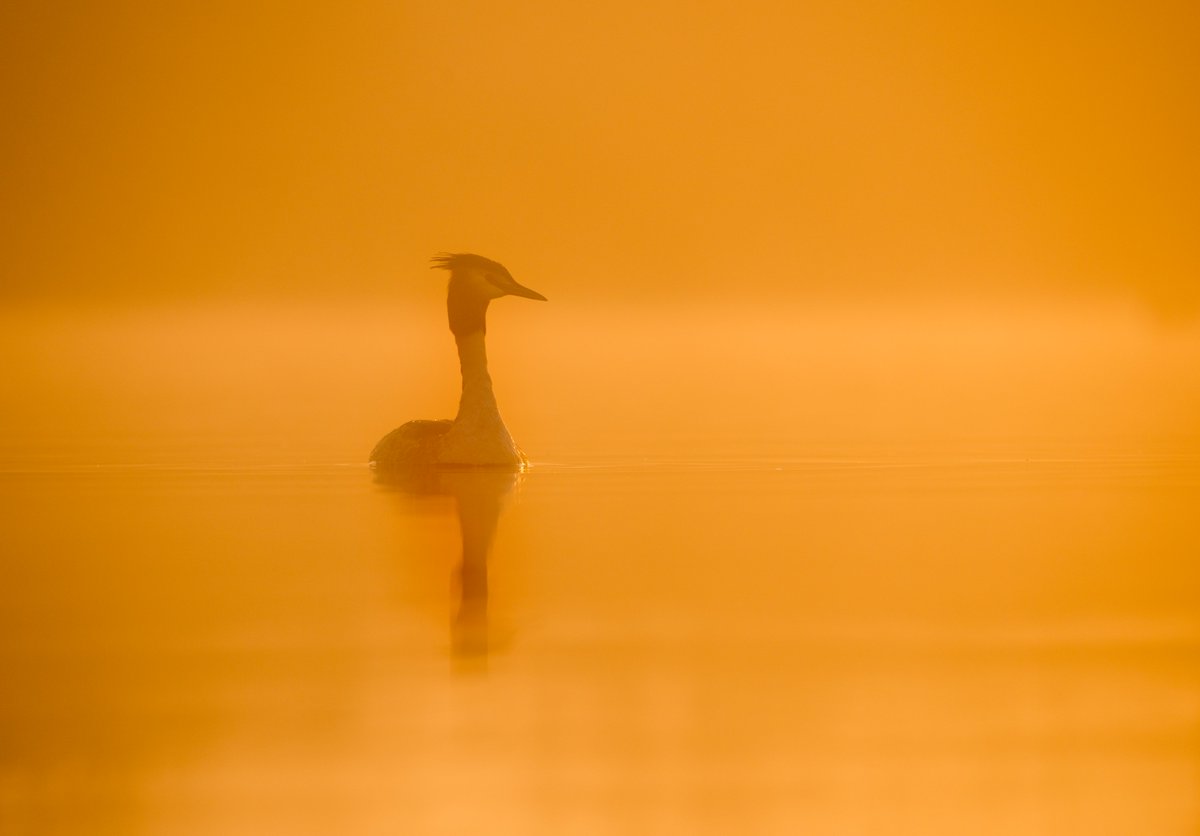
[{"left": 370, "top": 253, "right": 547, "bottom": 470}]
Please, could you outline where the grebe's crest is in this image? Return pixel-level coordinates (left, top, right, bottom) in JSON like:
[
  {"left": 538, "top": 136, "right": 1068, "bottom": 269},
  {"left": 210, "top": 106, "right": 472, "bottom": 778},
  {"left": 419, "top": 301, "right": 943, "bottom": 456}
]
[{"left": 431, "top": 252, "right": 509, "bottom": 276}]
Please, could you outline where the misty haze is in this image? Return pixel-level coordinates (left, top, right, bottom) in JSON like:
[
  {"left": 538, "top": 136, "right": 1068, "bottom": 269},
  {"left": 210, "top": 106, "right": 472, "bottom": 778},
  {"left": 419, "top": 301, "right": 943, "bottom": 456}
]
[{"left": 2, "top": 1, "right": 1198, "bottom": 834}]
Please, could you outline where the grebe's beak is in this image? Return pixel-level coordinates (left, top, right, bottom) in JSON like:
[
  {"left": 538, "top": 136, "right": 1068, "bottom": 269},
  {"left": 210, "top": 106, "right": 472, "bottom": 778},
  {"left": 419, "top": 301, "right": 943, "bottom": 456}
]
[{"left": 507, "top": 281, "right": 548, "bottom": 302}]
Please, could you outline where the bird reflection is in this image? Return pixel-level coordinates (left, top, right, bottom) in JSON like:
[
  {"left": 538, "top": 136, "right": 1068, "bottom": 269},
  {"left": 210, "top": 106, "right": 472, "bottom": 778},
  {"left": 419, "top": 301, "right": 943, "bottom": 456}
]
[{"left": 375, "top": 465, "right": 520, "bottom": 665}]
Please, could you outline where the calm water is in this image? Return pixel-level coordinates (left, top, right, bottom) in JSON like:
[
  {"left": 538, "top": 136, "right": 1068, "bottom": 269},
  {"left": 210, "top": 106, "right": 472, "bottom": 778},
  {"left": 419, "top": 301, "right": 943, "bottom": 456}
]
[{"left": 2, "top": 304, "right": 1199, "bottom": 834}]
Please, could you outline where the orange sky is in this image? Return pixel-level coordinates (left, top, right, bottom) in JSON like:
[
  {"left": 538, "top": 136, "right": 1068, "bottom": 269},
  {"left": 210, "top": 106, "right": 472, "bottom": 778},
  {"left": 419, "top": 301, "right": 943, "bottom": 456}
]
[{"left": 2, "top": 0, "right": 1197, "bottom": 312}]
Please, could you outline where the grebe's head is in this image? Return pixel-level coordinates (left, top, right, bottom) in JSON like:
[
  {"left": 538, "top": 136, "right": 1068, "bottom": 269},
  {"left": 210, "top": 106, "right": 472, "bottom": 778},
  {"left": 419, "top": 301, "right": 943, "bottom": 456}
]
[{"left": 432, "top": 253, "right": 547, "bottom": 302}]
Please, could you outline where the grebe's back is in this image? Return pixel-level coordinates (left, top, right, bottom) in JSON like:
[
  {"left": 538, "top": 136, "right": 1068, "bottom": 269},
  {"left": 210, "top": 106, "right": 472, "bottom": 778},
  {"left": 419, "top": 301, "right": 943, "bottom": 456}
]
[{"left": 370, "top": 419, "right": 453, "bottom": 469}]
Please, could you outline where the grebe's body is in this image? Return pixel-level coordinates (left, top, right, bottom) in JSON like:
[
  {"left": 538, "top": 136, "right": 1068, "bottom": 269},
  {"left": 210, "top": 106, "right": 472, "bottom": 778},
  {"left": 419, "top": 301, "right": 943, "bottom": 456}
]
[{"left": 370, "top": 253, "right": 546, "bottom": 470}]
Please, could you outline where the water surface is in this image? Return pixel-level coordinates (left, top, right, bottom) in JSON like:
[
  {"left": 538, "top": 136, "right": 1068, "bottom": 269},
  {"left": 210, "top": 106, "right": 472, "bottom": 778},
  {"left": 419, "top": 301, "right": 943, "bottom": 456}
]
[{"left": 2, "top": 304, "right": 1198, "bottom": 834}]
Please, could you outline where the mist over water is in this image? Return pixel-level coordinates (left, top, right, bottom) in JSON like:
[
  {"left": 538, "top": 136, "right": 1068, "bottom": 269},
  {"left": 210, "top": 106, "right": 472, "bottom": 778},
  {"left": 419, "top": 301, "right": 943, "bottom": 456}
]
[
  {"left": 2, "top": 298, "right": 1198, "bottom": 833},
  {"left": 3, "top": 299, "right": 1198, "bottom": 465},
  {"left": 4, "top": 0, "right": 1198, "bottom": 827}
]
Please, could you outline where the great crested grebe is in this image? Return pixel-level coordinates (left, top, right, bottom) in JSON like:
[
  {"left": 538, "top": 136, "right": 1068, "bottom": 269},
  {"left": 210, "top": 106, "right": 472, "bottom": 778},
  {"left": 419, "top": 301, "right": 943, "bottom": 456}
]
[{"left": 370, "top": 253, "right": 547, "bottom": 470}]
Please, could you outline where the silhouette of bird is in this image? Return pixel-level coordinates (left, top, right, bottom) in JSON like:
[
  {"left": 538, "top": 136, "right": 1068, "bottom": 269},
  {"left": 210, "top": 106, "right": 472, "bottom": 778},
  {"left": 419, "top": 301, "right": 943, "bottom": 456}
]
[{"left": 370, "top": 253, "right": 547, "bottom": 470}]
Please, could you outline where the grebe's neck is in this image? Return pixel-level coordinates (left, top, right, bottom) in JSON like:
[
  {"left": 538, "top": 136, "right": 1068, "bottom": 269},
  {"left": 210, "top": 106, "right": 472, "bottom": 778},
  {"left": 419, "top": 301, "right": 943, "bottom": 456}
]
[
  {"left": 447, "top": 285, "right": 501, "bottom": 420},
  {"left": 453, "top": 329, "right": 499, "bottom": 419},
  {"left": 438, "top": 303, "right": 525, "bottom": 466}
]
